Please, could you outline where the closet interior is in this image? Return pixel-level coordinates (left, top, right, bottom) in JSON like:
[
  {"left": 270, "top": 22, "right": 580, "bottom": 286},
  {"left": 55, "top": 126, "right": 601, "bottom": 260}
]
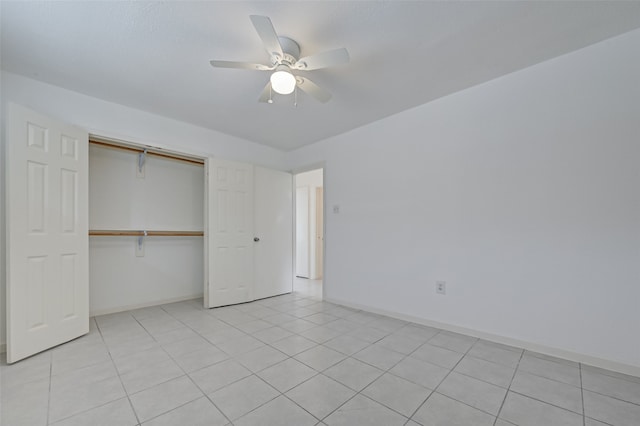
[{"left": 88, "top": 139, "right": 205, "bottom": 316}]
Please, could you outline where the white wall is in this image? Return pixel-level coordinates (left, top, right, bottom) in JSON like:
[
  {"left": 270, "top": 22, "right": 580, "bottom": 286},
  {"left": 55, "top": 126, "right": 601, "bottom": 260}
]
[
  {"left": 89, "top": 144, "right": 204, "bottom": 314},
  {"left": 1, "top": 71, "right": 287, "bottom": 170},
  {"left": 295, "top": 169, "right": 323, "bottom": 279},
  {"left": 0, "top": 71, "right": 287, "bottom": 348},
  {"left": 287, "top": 29, "right": 640, "bottom": 372}
]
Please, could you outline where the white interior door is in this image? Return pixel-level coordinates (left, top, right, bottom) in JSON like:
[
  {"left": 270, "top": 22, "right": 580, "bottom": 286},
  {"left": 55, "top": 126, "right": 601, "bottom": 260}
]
[
  {"left": 6, "top": 104, "right": 89, "bottom": 363},
  {"left": 253, "top": 167, "right": 293, "bottom": 300},
  {"left": 295, "top": 186, "right": 310, "bottom": 278},
  {"left": 206, "top": 159, "right": 254, "bottom": 308}
]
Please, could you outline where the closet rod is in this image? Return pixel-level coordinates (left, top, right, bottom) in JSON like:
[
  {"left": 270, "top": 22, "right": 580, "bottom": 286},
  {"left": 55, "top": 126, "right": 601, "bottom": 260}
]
[
  {"left": 89, "top": 140, "right": 205, "bottom": 166},
  {"left": 89, "top": 230, "right": 204, "bottom": 237}
]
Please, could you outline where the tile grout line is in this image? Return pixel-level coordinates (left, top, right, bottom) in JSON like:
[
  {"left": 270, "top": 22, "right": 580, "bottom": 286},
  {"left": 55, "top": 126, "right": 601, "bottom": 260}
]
[
  {"left": 312, "top": 345, "right": 394, "bottom": 422},
  {"left": 111, "top": 310, "right": 223, "bottom": 421},
  {"left": 312, "top": 322, "right": 432, "bottom": 423},
  {"left": 492, "top": 347, "right": 525, "bottom": 426},
  {"left": 259, "top": 318, "right": 415, "bottom": 423},
  {"left": 141, "top": 301, "right": 620, "bottom": 426},
  {"left": 161, "top": 295, "right": 334, "bottom": 425},
  {"left": 515, "top": 354, "right": 640, "bottom": 408},
  {"left": 46, "top": 351, "right": 53, "bottom": 426},
  {"left": 138, "top": 305, "right": 235, "bottom": 426},
  {"left": 208, "top": 297, "right": 336, "bottom": 423},
  {"left": 160, "top": 297, "right": 343, "bottom": 421},
  {"left": 46, "top": 323, "right": 134, "bottom": 425},
  {"left": 40, "top": 290, "right": 639, "bottom": 426},
  {"left": 506, "top": 389, "right": 585, "bottom": 416},
  {"left": 310, "top": 327, "right": 478, "bottom": 423},
  {"left": 580, "top": 363, "right": 586, "bottom": 426},
  {"left": 95, "top": 315, "right": 143, "bottom": 426},
  {"left": 46, "top": 318, "right": 144, "bottom": 424},
  {"left": 250, "top": 373, "right": 321, "bottom": 423},
  {"left": 318, "top": 349, "right": 398, "bottom": 421},
  {"left": 415, "top": 333, "right": 479, "bottom": 417}
]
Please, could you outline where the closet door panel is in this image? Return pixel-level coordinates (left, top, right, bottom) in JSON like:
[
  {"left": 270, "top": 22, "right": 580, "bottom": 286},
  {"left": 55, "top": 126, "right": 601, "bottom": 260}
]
[
  {"left": 206, "top": 159, "right": 254, "bottom": 308},
  {"left": 6, "top": 104, "right": 89, "bottom": 363}
]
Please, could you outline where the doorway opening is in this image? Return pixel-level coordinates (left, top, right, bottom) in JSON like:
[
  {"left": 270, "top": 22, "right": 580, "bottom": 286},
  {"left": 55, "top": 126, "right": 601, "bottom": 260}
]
[{"left": 294, "top": 168, "right": 324, "bottom": 299}]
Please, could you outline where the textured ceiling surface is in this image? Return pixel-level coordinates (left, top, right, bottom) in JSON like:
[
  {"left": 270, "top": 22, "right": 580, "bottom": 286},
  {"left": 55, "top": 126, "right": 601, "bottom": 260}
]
[{"left": 3, "top": 1, "right": 640, "bottom": 151}]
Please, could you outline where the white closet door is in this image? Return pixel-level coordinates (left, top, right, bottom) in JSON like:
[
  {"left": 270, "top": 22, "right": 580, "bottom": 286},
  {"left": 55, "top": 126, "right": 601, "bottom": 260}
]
[
  {"left": 206, "top": 159, "right": 254, "bottom": 308},
  {"left": 253, "top": 167, "right": 293, "bottom": 300},
  {"left": 6, "top": 104, "right": 89, "bottom": 363}
]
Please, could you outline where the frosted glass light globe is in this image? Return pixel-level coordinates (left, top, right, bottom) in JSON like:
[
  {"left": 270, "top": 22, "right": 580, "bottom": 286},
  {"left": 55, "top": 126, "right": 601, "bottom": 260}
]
[{"left": 270, "top": 69, "right": 296, "bottom": 95}]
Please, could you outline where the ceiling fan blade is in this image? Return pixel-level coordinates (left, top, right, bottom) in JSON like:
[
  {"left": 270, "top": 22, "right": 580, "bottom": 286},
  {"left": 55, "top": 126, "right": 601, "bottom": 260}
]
[
  {"left": 210, "top": 60, "right": 273, "bottom": 71},
  {"left": 258, "top": 82, "right": 273, "bottom": 103},
  {"left": 296, "top": 77, "right": 332, "bottom": 103},
  {"left": 293, "top": 48, "right": 350, "bottom": 71},
  {"left": 249, "top": 15, "right": 284, "bottom": 60}
]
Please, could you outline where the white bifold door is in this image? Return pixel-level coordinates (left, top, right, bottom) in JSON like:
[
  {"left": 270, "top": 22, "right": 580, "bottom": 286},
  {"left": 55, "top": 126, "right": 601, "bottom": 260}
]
[
  {"left": 6, "top": 104, "right": 89, "bottom": 363},
  {"left": 206, "top": 160, "right": 292, "bottom": 308}
]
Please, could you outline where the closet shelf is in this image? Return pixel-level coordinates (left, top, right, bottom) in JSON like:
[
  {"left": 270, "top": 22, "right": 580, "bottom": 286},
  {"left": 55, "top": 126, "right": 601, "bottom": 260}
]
[
  {"left": 89, "top": 139, "right": 204, "bottom": 166},
  {"left": 89, "top": 230, "right": 204, "bottom": 237}
]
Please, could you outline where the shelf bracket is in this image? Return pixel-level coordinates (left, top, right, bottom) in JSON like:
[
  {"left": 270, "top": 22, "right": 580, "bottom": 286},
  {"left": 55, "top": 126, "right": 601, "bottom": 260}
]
[
  {"left": 137, "top": 149, "right": 147, "bottom": 178},
  {"left": 136, "top": 230, "right": 147, "bottom": 257}
]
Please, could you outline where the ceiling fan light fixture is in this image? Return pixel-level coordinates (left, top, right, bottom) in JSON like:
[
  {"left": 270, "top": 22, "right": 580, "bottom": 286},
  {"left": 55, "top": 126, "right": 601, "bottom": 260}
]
[
  {"left": 270, "top": 67, "right": 296, "bottom": 95},
  {"left": 210, "top": 16, "right": 348, "bottom": 103}
]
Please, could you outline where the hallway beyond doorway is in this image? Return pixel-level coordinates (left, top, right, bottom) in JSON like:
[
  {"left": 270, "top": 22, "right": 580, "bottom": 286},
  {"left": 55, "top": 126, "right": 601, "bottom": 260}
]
[{"left": 294, "top": 277, "right": 322, "bottom": 300}]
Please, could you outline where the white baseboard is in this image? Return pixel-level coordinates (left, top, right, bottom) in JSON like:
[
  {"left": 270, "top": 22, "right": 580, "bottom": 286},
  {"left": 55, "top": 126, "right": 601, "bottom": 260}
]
[
  {"left": 325, "top": 297, "right": 640, "bottom": 378},
  {"left": 90, "top": 294, "right": 203, "bottom": 317}
]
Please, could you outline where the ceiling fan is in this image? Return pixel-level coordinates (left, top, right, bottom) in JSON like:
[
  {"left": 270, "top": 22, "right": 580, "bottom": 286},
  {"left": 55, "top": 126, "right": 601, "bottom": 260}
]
[{"left": 210, "top": 15, "right": 349, "bottom": 104}]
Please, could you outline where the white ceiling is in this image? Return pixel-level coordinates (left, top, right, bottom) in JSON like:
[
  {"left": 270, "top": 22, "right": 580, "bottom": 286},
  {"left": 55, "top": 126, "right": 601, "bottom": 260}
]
[{"left": 3, "top": 1, "right": 640, "bottom": 151}]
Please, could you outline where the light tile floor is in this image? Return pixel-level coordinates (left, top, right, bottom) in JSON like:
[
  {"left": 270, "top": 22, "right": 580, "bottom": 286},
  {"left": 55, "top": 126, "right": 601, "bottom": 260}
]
[{"left": 2, "top": 278, "right": 639, "bottom": 425}]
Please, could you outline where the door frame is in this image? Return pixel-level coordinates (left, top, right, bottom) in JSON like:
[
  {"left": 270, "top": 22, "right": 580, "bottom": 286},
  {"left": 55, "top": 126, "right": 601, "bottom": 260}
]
[
  {"left": 295, "top": 186, "right": 311, "bottom": 278},
  {"left": 292, "top": 164, "right": 326, "bottom": 300},
  {"left": 315, "top": 186, "right": 324, "bottom": 279}
]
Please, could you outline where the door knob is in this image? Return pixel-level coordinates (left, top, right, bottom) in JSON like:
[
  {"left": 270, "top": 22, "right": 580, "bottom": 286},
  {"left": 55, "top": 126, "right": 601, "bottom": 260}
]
[{"left": 254, "top": 237, "right": 260, "bottom": 242}]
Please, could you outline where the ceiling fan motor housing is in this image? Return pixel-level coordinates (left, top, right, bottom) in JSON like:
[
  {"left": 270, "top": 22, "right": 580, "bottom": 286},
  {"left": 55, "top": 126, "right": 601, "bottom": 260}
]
[
  {"left": 210, "top": 15, "right": 345, "bottom": 103},
  {"left": 275, "top": 36, "right": 301, "bottom": 66}
]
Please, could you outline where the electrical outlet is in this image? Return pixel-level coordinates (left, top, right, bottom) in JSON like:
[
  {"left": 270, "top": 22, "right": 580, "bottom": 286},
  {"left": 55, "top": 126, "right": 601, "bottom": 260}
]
[
  {"left": 333, "top": 205, "right": 340, "bottom": 214},
  {"left": 436, "top": 281, "right": 446, "bottom": 295}
]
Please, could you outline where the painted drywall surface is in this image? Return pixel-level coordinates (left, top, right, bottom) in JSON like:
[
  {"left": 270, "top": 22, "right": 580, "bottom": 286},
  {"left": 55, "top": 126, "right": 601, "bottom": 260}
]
[
  {"left": 88, "top": 144, "right": 204, "bottom": 314},
  {"left": 0, "top": 71, "right": 285, "bottom": 347},
  {"left": 0, "top": 88, "right": 6, "bottom": 351},
  {"left": 89, "top": 145, "right": 204, "bottom": 230},
  {"left": 1, "top": 71, "right": 287, "bottom": 170},
  {"left": 89, "top": 237, "right": 203, "bottom": 315},
  {"left": 287, "top": 29, "right": 640, "bottom": 368}
]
